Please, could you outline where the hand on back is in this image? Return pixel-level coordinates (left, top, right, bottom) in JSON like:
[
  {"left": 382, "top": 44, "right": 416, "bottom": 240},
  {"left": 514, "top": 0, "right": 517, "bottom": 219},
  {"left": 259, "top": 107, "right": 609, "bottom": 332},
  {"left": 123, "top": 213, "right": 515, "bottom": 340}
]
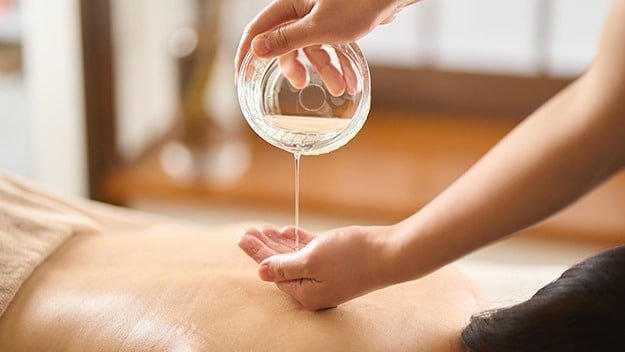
[{"left": 238, "top": 225, "right": 396, "bottom": 310}]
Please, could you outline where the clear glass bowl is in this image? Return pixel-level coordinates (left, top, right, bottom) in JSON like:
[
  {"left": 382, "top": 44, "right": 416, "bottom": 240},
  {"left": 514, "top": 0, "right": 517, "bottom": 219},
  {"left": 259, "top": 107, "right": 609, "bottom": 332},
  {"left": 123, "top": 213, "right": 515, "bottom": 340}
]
[{"left": 237, "top": 43, "right": 371, "bottom": 155}]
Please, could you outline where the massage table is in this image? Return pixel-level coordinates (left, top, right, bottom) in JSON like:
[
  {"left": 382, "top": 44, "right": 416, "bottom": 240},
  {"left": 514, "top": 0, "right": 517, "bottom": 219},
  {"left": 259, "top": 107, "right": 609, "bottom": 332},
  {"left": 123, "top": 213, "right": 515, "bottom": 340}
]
[{"left": 0, "top": 174, "right": 481, "bottom": 351}]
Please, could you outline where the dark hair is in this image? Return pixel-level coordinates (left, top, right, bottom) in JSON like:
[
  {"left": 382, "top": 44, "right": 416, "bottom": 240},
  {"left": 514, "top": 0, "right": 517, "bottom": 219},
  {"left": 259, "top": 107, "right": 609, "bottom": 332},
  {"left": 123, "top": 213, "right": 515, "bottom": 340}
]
[{"left": 462, "top": 245, "right": 625, "bottom": 352}]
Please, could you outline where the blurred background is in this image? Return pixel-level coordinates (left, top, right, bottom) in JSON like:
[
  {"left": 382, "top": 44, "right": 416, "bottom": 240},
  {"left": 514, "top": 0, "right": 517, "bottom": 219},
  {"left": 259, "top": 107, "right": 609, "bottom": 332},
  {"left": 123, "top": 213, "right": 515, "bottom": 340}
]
[{"left": 1, "top": 0, "right": 623, "bottom": 303}]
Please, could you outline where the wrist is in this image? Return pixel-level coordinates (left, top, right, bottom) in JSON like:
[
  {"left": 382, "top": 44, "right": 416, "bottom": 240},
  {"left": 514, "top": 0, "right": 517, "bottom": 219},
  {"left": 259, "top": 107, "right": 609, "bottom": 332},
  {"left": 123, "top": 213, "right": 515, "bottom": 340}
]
[
  {"left": 378, "top": 219, "right": 431, "bottom": 286},
  {"left": 364, "top": 223, "right": 411, "bottom": 288}
]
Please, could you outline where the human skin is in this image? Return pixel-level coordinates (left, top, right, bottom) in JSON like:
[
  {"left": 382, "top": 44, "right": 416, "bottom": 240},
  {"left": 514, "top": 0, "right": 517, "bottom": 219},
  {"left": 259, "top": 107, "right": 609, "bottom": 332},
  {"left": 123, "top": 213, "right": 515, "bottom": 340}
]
[
  {"left": 234, "top": 0, "right": 416, "bottom": 94},
  {"left": 237, "top": 0, "right": 625, "bottom": 310},
  {"left": 0, "top": 174, "right": 481, "bottom": 351},
  {"left": 0, "top": 227, "right": 481, "bottom": 352},
  {"left": 234, "top": 0, "right": 416, "bottom": 71}
]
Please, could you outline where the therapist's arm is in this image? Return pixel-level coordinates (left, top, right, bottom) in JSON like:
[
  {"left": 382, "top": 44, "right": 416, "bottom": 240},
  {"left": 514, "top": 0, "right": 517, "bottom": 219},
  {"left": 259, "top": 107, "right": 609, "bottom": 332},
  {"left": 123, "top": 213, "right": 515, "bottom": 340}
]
[
  {"left": 388, "top": 0, "right": 625, "bottom": 284},
  {"left": 239, "top": 0, "right": 625, "bottom": 310}
]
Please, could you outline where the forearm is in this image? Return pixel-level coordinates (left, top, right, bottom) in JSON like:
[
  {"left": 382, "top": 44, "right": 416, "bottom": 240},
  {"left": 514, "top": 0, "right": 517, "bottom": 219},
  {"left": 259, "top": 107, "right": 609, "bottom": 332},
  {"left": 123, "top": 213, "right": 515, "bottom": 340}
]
[{"left": 384, "top": 69, "right": 625, "bottom": 284}]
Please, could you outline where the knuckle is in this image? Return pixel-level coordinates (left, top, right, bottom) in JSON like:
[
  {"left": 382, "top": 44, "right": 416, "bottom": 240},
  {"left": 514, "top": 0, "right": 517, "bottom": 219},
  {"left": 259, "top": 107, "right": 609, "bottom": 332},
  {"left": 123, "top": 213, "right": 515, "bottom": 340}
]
[
  {"left": 306, "top": 249, "right": 320, "bottom": 266},
  {"left": 308, "top": 19, "right": 331, "bottom": 43},
  {"left": 306, "top": 14, "right": 322, "bottom": 31},
  {"left": 302, "top": 256, "right": 317, "bottom": 276},
  {"left": 272, "top": 25, "right": 291, "bottom": 50},
  {"left": 275, "top": 260, "right": 286, "bottom": 279},
  {"left": 295, "top": 0, "right": 314, "bottom": 17}
]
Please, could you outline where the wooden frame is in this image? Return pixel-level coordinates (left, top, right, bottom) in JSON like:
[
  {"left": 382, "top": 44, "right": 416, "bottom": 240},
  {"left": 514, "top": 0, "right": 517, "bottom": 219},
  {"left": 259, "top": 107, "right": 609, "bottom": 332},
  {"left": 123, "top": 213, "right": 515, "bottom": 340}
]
[
  {"left": 80, "top": 0, "right": 118, "bottom": 201},
  {"left": 370, "top": 66, "right": 571, "bottom": 118}
]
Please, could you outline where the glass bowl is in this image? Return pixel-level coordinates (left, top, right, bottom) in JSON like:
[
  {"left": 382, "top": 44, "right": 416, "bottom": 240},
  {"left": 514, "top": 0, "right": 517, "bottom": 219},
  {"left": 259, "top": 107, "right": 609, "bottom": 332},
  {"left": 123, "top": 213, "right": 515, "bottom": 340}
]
[{"left": 237, "top": 43, "right": 371, "bottom": 155}]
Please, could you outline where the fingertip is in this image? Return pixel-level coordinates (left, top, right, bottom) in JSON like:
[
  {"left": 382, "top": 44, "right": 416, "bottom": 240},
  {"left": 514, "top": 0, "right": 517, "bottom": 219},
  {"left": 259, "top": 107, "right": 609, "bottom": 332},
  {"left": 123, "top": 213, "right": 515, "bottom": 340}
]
[
  {"left": 237, "top": 234, "right": 255, "bottom": 251},
  {"left": 251, "top": 35, "right": 272, "bottom": 57},
  {"left": 346, "top": 84, "right": 356, "bottom": 96},
  {"left": 304, "top": 47, "right": 346, "bottom": 97},
  {"left": 280, "top": 226, "right": 315, "bottom": 244},
  {"left": 261, "top": 226, "right": 280, "bottom": 238},
  {"left": 329, "top": 85, "right": 346, "bottom": 97},
  {"left": 322, "top": 66, "right": 346, "bottom": 97},
  {"left": 259, "top": 262, "right": 275, "bottom": 281},
  {"left": 279, "top": 51, "right": 309, "bottom": 90},
  {"left": 243, "top": 227, "right": 262, "bottom": 237},
  {"left": 280, "top": 225, "right": 297, "bottom": 234},
  {"left": 288, "top": 66, "right": 309, "bottom": 90},
  {"left": 279, "top": 227, "right": 298, "bottom": 241},
  {"left": 338, "top": 56, "right": 357, "bottom": 95}
]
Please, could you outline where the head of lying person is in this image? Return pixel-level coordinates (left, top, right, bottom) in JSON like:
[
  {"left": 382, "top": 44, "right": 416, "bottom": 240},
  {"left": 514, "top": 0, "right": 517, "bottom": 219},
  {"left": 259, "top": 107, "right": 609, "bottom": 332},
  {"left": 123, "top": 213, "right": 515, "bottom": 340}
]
[{"left": 462, "top": 245, "right": 625, "bottom": 352}]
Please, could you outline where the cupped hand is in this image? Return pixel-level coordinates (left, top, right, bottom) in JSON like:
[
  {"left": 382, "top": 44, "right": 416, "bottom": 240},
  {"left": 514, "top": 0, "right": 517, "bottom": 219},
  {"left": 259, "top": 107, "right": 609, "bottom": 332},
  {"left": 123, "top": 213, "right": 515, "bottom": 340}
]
[
  {"left": 235, "top": 0, "right": 416, "bottom": 93},
  {"left": 237, "top": 225, "right": 397, "bottom": 310}
]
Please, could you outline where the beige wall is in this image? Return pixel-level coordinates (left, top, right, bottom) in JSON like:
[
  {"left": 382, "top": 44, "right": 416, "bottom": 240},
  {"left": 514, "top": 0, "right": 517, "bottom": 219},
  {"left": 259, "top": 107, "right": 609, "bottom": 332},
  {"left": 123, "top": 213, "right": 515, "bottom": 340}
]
[
  {"left": 359, "top": 0, "right": 611, "bottom": 76},
  {"left": 22, "top": 0, "right": 87, "bottom": 197}
]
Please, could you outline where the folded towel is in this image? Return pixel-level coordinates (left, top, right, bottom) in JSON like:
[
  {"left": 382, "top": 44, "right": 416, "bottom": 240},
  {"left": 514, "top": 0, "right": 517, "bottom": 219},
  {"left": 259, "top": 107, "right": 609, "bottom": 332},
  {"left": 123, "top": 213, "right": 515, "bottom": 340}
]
[
  {"left": 0, "top": 174, "right": 100, "bottom": 316},
  {"left": 0, "top": 172, "right": 171, "bottom": 317}
]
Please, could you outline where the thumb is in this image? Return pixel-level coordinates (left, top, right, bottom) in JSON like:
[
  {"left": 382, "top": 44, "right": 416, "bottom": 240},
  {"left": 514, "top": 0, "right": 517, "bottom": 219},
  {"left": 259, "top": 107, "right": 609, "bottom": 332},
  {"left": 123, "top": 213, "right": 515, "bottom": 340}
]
[
  {"left": 251, "top": 19, "right": 318, "bottom": 58},
  {"left": 259, "top": 251, "right": 308, "bottom": 282}
]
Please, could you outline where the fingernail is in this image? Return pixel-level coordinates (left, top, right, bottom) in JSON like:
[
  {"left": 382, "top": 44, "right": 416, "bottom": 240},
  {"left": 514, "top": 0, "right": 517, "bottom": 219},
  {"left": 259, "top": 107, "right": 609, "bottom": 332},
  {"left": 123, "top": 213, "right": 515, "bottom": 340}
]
[
  {"left": 252, "top": 36, "right": 271, "bottom": 56},
  {"left": 260, "top": 263, "right": 274, "bottom": 280},
  {"left": 322, "top": 66, "right": 345, "bottom": 97}
]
